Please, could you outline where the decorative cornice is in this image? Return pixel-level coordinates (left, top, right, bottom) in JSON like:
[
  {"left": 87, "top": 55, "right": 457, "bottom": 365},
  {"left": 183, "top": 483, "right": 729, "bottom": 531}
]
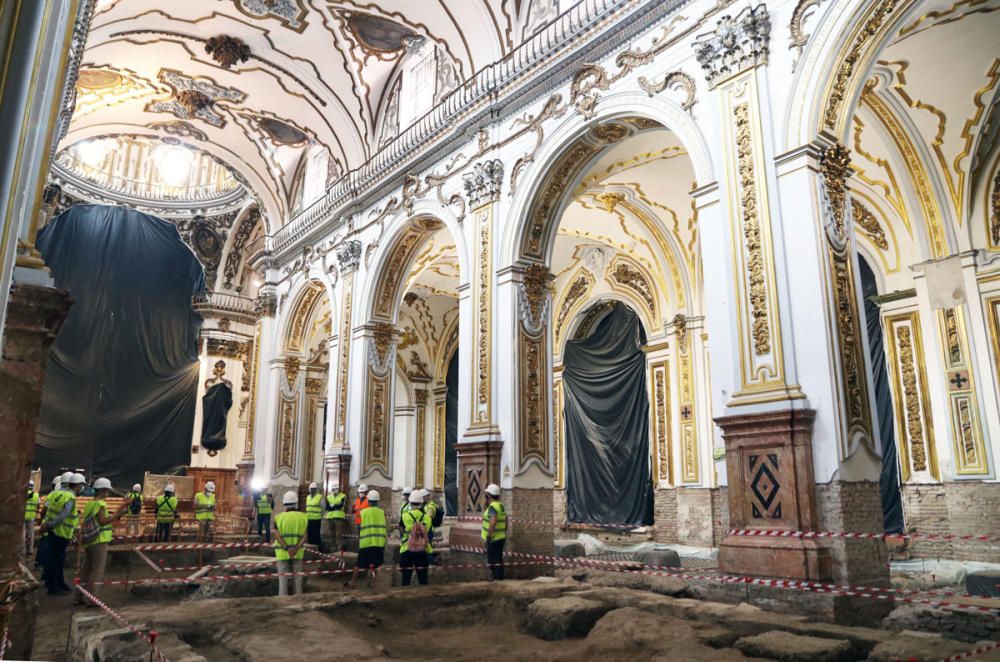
[
  {"left": 254, "top": 292, "right": 277, "bottom": 318},
  {"left": 462, "top": 159, "right": 504, "bottom": 209},
  {"left": 693, "top": 3, "right": 770, "bottom": 88},
  {"left": 336, "top": 240, "right": 362, "bottom": 274}
]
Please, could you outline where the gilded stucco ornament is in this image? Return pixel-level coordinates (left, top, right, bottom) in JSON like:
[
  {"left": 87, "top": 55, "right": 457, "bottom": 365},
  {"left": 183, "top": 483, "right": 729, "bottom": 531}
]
[
  {"left": 254, "top": 292, "right": 277, "bottom": 318},
  {"left": 517, "top": 264, "right": 554, "bottom": 335},
  {"left": 462, "top": 160, "right": 504, "bottom": 209},
  {"left": 819, "top": 142, "right": 853, "bottom": 252},
  {"left": 336, "top": 240, "right": 362, "bottom": 274},
  {"left": 991, "top": 170, "right": 1000, "bottom": 247},
  {"left": 283, "top": 356, "right": 301, "bottom": 391},
  {"left": 368, "top": 323, "right": 398, "bottom": 377},
  {"left": 205, "top": 35, "right": 252, "bottom": 69},
  {"left": 851, "top": 199, "right": 889, "bottom": 250},
  {"left": 693, "top": 4, "right": 771, "bottom": 88}
]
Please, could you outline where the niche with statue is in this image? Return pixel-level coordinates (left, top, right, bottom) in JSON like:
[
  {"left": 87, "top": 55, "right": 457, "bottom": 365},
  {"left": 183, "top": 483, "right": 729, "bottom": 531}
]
[{"left": 201, "top": 360, "right": 233, "bottom": 455}]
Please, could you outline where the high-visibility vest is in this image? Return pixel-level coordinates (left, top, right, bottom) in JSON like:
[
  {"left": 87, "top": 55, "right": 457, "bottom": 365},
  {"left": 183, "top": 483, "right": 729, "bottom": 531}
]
[
  {"left": 399, "top": 502, "right": 413, "bottom": 520},
  {"left": 44, "top": 489, "right": 77, "bottom": 540},
  {"left": 400, "top": 508, "right": 433, "bottom": 554},
  {"left": 305, "top": 493, "right": 323, "bottom": 520},
  {"left": 359, "top": 507, "right": 387, "bottom": 550},
  {"left": 194, "top": 492, "right": 216, "bottom": 521},
  {"left": 352, "top": 497, "right": 368, "bottom": 525},
  {"left": 274, "top": 510, "right": 308, "bottom": 561},
  {"left": 25, "top": 492, "right": 39, "bottom": 522},
  {"left": 126, "top": 491, "right": 143, "bottom": 515},
  {"left": 426, "top": 501, "right": 438, "bottom": 522},
  {"left": 82, "top": 500, "right": 113, "bottom": 547},
  {"left": 256, "top": 495, "right": 272, "bottom": 515},
  {"left": 156, "top": 495, "right": 178, "bottom": 523},
  {"left": 325, "top": 492, "right": 346, "bottom": 519},
  {"left": 482, "top": 501, "right": 506, "bottom": 542}
]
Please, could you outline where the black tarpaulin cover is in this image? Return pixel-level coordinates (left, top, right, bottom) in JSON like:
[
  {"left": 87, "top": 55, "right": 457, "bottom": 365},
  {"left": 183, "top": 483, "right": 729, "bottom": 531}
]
[
  {"left": 444, "top": 349, "right": 459, "bottom": 515},
  {"left": 563, "top": 303, "right": 654, "bottom": 525},
  {"left": 35, "top": 204, "right": 204, "bottom": 487},
  {"left": 201, "top": 382, "right": 233, "bottom": 452}
]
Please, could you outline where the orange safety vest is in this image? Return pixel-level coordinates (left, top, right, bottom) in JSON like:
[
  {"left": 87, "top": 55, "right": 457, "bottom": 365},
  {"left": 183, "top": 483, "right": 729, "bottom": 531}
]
[{"left": 352, "top": 497, "right": 369, "bottom": 525}]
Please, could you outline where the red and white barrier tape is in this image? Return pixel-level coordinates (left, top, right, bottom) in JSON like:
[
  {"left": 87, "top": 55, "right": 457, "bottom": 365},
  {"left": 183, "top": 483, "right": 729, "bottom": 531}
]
[
  {"left": 74, "top": 580, "right": 168, "bottom": 661},
  {"left": 134, "top": 541, "right": 270, "bottom": 552},
  {"left": 135, "top": 549, "right": 163, "bottom": 574},
  {"left": 158, "top": 558, "right": 332, "bottom": 573},
  {"left": 936, "top": 640, "right": 1000, "bottom": 662}
]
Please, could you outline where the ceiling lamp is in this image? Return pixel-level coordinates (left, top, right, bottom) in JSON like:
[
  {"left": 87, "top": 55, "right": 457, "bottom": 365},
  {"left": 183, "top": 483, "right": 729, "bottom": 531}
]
[
  {"left": 153, "top": 143, "right": 194, "bottom": 187},
  {"left": 76, "top": 138, "right": 108, "bottom": 168}
]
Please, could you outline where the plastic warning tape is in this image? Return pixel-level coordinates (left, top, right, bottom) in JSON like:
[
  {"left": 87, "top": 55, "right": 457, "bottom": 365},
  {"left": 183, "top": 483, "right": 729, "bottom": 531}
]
[
  {"left": 134, "top": 541, "right": 270, "bottom": 551},
  {"left": 134, "top": 549, "right": 163, "bottom": 574},
  {"left": 449, "top": 547, "right": 1000, "bottom": 616},
  {"left": 74, "top": 580, "right": 168, "bottom": 661},
  {"left": 934, "top": 640, "right": 1000, "bottom": 662}
]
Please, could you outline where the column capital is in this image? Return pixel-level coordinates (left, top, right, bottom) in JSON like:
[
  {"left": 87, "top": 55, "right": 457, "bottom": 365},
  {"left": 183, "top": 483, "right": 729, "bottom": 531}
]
[
  {"left": 693, "top": 3, "right": 770, "bottom": 89},
  {"left": 462, "top": 159, "right": 504, "bottom": 209},
  {"left": 336, "top": 239, "right": 362, "bottom": 275}
]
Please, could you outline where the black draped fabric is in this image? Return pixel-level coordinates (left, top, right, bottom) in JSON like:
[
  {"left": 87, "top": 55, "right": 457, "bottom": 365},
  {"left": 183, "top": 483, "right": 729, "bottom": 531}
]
[
  {"left": 444, "top": 350, "right": 459, "bottom": 515},
  {"left": 201, "top": 382, "right": 233, "bottom": 452},
  {"left": 35, "top": 204, "right": 205, "bottom": 487},
  {"left": 564, "top": 303, "right": 653, "bottom": 525},
  {"left": 859, "top": 257, "right": 904, "bottom": 533}
]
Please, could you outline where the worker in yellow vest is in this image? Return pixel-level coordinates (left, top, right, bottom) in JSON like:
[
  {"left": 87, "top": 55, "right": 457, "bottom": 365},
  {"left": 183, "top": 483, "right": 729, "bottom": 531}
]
[
  {"left": 77, "top": 478, "right": 127, "bottom": 604},
  {"left": 39, "top": 472, "right": 85, "bottom": 595},
  {"left": 482, "top": 483, "right": 506, "bottom": 581},
  {"left": 305, "top": 482, "right": 323, "bottom": 547},
  {"left": 274, "top": 491, "right": 308, "bottom": 596},
  {"left": 253, "top": 487, "right": 275, "bottom": 543},
  {"left": 324, "top": 486, "right": 347, "bottom": 553},
  {"left": 399, "top": 491, "right": 434, "bottom": 586},
  {"left": 194, "top": 481, "right": 217, "bottom": 541},
  {"left": 155, "top": 484, "right": 178, "bottom": 542},
  {"left": 24, "top": 480, "right": 39, "bottom": 557},
  {"left": 346, "top": 490, "right": 385, "bottom": 588},
  {"left": 124, "top": 483, "right": 144, "bottom": 540}
]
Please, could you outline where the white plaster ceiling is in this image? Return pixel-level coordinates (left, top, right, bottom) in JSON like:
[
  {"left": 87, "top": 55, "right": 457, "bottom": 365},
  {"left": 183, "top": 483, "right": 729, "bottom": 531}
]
[{"left": 64, "top": 0, "right": 535, "bottom": 226}]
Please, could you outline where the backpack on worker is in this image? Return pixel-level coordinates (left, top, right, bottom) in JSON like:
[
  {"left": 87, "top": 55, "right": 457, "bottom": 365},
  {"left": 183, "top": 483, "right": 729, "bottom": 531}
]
[
  {"left": 430, "top": 502, "right": 444, "bottom": 529},
  {"left": 80, "top": 513, "right": 101, "bottom": 545},
  {"left": 407, "top": 514, "right": 429, "bottom": 552}
]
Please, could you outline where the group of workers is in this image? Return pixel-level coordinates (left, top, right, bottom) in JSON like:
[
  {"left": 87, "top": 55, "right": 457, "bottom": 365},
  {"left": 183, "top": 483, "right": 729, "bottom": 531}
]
[
  {"left": 25, "top": 471, "right": 509, "bottom": 602},
  {"left": 269, "top": 481, "right": 507, "bottom": 595}
]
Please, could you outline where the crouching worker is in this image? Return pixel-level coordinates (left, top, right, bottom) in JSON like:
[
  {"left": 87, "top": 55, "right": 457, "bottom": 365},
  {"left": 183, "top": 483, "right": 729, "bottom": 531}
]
[
  {"left": 78, "top": 478, "right": 128, "bottom": 604},
  {"left": 274, "top": 491, "right": 307, "bottom": 596},
  {"left": 346, "top": 490, "right": 386, "bottom": 588}
]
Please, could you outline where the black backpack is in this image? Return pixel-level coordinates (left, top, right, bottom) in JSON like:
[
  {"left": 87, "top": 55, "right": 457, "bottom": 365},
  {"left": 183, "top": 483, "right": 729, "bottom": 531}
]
[{"left": 431, "top": 502, "right": 444, "bottom": 528}]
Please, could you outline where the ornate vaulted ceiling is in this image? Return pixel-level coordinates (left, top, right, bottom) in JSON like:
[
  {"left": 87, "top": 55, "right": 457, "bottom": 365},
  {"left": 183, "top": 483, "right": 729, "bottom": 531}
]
[{"left": 64, "top": 0, "right": 531, "bottom": 226}]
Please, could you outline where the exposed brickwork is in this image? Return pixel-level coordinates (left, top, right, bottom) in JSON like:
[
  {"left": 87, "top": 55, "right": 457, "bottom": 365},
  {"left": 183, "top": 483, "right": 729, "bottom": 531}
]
[
  {"left": 677, "top": 488, "right": 715, "bottom": 546},
  {"left": 712, "top": 486, "right": 729, "bottom": 545},
  {"left": 653, "top": 488, "right": 677, "bottom": 543},
  {"left": 553, "top": 488, "right": 567, "bottom": 525},
  {"left": 816, "top": 480, "right": 888, "bottom": 585},
  {"left": 901, "top": 482, "right": 1000, "bottom": 562}
]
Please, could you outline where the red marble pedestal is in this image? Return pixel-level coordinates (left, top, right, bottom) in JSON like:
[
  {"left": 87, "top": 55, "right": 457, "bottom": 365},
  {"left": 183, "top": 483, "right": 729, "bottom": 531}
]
[
  {"left": 716, "top": 409, "right": 832, "bottom": 580},
  {"left": 451, "top": 439, "right": 502, "bottom": 549},
  {"left": 0, "top": 283, "right": 72, "bottom": 660}
]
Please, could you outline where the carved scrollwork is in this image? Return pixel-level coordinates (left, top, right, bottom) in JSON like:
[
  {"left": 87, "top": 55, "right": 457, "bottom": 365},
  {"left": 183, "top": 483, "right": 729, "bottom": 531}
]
[
  {"left": 851, "top": 199, "right": 888, "bottom": 250},
  {"left": 283, "top": 356, "right": 300, "bottom": 391},
  {"left": 336, "top": 240, "right": 362, "bottom": 274},
  {"left": 367, "top": 322, "right": 398, "bottom": 377},
  {"left": 819, "top": 142, "right": 853, "bottom": 252},
  {"left": 638, "top": 71, "right": 698, "bottom": 111},
  {"left": 991, "top": 169, "right": 1000, "bottom": 247},
  {"left": 517, "top": 264, "right": 554, "bottom": 335}
]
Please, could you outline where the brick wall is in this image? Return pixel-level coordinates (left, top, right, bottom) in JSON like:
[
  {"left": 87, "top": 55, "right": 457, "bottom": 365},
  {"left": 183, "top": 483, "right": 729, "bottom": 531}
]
[
  {"left": 900, "top": 483, "right": 952, "bottom": 559},
  {"left": 816, "top": 480, "right": 888, "bottom": 584},
  {"left": 677, "top": 488, "right": 715, "bottom": 546},
  {"left": 712, "top": 486, "right": 729, "bottom": 545},
  {"left": 653, "top": 488, "right": 677, "bottom": 543},
  {"left": 902, "top": 482, "right": 1000, "bottom": 562},
  {"left": 553, "top": 488, "right": 567, "bottom": 526},
  {"left": 506, "top": 487, "right": 554, "bottom": 578}
]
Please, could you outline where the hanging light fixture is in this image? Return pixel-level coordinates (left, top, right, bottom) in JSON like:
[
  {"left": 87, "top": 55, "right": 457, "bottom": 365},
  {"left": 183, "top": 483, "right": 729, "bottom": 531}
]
[{"left": 153, "top": 143, "right": 194, "bottom": 187}]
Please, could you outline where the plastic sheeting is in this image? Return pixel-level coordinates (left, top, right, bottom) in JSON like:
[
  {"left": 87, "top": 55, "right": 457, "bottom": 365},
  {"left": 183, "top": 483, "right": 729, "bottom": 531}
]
[
  {"left": 200, "top": 382, "right": 233, "bottom": 452},
  {"left": 444, "top": 349, "right": 459, "bottom": 515},
  {"left": 563, "top": 303, "right": 653, "bottom": 526},
  {"left": 35, "top": 204, "right": 205, "bottom": 487},
  {"left": 859, "top": 257, "right": 904, "bottom": 533}
]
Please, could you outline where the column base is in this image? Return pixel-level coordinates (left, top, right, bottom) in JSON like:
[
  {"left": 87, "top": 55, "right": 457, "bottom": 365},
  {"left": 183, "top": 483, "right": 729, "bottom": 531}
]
[{"left": 718, "top": 534, "right": 832, "bottom": 580}]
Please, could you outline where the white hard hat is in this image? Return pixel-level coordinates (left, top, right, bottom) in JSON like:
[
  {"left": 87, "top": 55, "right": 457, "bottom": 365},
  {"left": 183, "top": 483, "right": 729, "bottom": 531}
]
[
  {"left": 27, "top": 480, "right": 35, "bottom": 487},
  {"left": 409, "top": 491, "right": 423, "bottom": 504},
  {"left": 52, "top": 476, "right": 61, "bottom": 485},
  {"left": 309, "top": 482, "right": 318, "bottom": 489},
  {"left": 133, "top": 483, "right": 141, "bottom": 491},
  {"left": 61, "top": 471, "right": 73, "bottom": 483},
  {"left": 367, "top": 490, "right": 380, "bottom": 502},
  {"left": 165, "top": 484, "right": 175, "bottom": 493},
  {"left": 485, "top": 483, "right": 501, "bottom": 497},
  {"left": 402, "top": 486, "right": 412, "bottom": 495},
  {"left": 282, "top": 491, "right": 298, "bottom": 506},
  {"left": 94, "top": 477, "right": 112, "bottom": 490},
  {"left": 358, "top": 484, "right": 368, "bottom": 492},
  {"left": 69, "top": 473, "right": 86, "bottom": 485},
  {"left": 205, "top": 481, "right": 216, "bottom": 492}
]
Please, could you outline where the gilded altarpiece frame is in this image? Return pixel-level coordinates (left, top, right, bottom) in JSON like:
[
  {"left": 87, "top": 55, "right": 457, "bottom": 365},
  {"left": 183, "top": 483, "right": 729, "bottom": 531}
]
[
  {"left": 647, "top": 359, "right": 671, "bottom": 485},
  {"left": 718, "top": 73, "right": 794, "bottom": 404},
  {"left": 936, "top": 307, "right": 989, "bottom": 476},
  {"left": 883, "top": 312, "right": 937, "bottom": 481}
]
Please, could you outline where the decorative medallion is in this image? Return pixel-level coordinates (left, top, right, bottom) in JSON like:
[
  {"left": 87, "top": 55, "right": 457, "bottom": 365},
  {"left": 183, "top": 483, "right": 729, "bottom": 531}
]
[
  {"left": 146, "top": 70, "right": 246, "bottom": 129},
  {"left": 205, "top": 35, "right": 252, "bottom": 69},
  {"left": 236, "top": 0, "right": 308, "bottom": 32},
  {"left": 259, "top": 118, "right": 308, "bottom": 146},
  {"left": 176, "top": 89, "right": 212, "bottom": 115},
  {"left": 345, "top": 13, "right": 417, "bottom": 59},
  {"left": 76, "top": 68, "right": 123, "bottom": 90}
]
